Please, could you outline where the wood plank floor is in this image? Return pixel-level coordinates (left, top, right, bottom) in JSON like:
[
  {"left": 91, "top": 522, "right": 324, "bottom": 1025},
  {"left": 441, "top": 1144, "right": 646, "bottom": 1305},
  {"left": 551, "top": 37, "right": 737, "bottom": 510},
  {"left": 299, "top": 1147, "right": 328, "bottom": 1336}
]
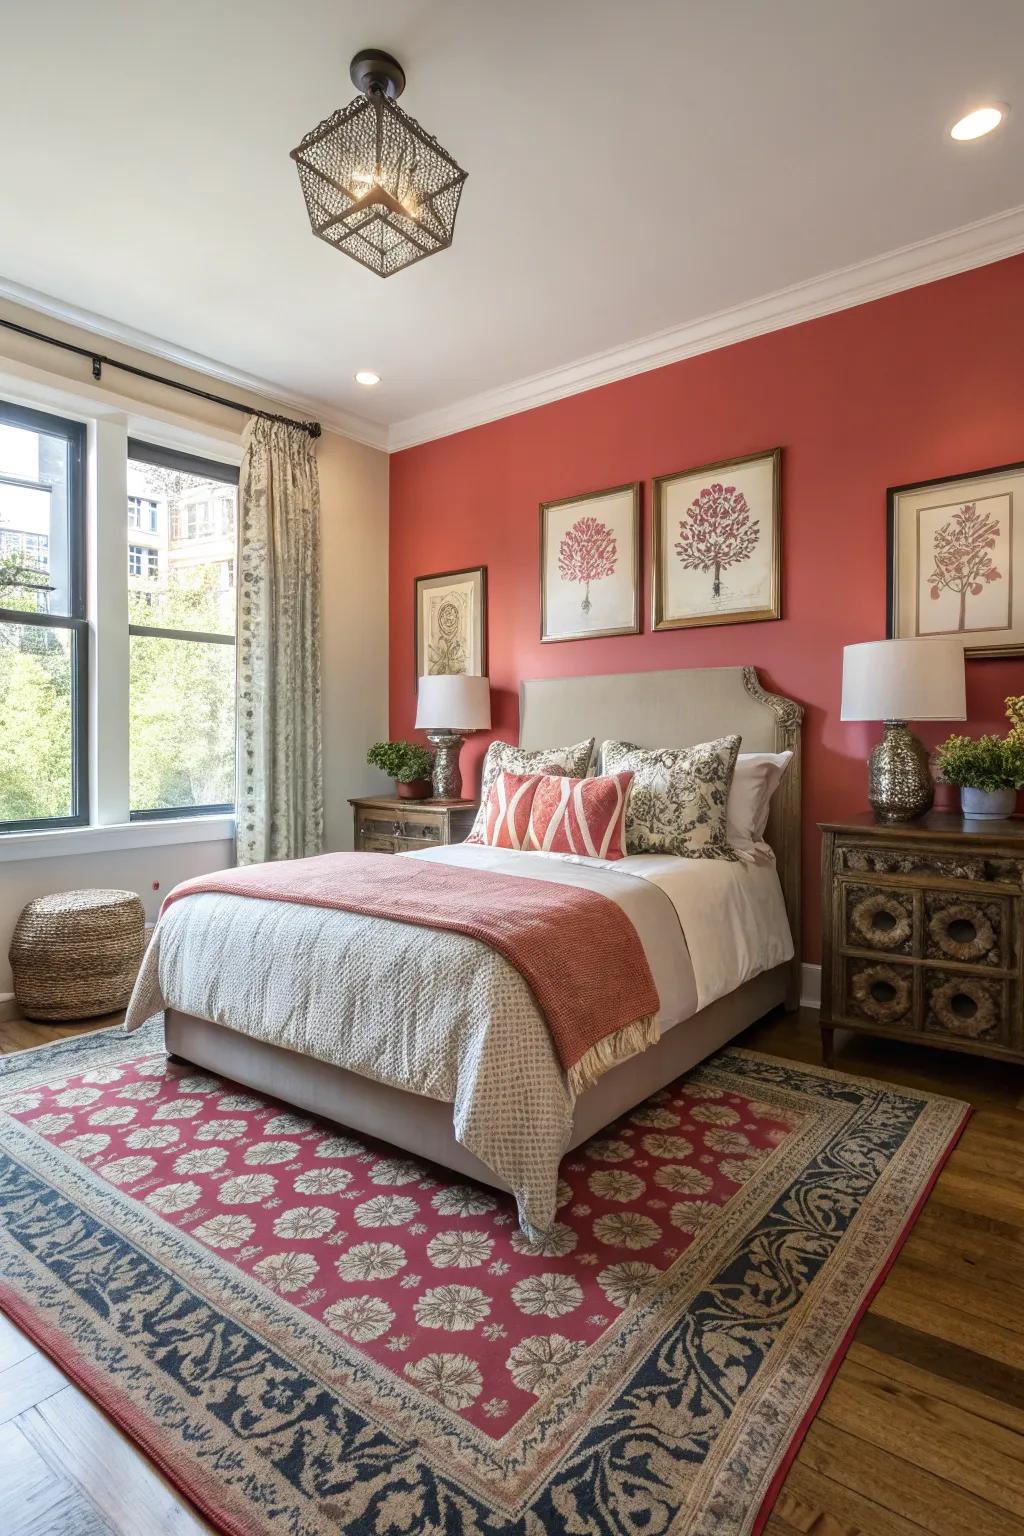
[{"left": 2, "top": 1006, "right": 1022, "bottom": 1536}]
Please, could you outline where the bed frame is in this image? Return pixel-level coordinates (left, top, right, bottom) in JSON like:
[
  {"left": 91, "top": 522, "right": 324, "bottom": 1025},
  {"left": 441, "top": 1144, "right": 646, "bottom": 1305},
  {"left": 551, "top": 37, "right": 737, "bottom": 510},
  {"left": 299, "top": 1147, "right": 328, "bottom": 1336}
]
[{"left": 165, "top": 665, "right": 803, "bottom": 1191}]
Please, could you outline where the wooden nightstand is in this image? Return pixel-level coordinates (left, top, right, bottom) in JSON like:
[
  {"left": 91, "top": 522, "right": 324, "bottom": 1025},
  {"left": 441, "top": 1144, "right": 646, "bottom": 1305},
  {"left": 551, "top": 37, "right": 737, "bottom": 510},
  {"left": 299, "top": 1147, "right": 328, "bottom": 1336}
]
[
  {"left": 349, "top": 795, "right": 478, "bottom": 855},
  {"left": 819, "top": 812, "right": 1024, "bottom": 1067}
]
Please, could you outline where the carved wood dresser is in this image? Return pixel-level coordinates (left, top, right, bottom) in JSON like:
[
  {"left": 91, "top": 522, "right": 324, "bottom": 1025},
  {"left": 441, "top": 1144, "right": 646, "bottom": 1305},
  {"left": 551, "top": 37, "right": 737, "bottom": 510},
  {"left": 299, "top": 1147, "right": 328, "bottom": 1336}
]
[
  {"left": 819, "top": 812, "right": 1024, "bottom": 1066},
  {"left": 349, "top": 795, "right": 477, "bottom": 856}
]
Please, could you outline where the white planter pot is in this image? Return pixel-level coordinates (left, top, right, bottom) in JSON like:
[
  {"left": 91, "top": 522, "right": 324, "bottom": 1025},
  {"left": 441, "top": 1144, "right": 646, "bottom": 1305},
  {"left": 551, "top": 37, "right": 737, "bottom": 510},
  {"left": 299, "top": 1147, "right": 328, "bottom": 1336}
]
[{"left": 960, "top": 785, "right": 1017, "bottom": 819}]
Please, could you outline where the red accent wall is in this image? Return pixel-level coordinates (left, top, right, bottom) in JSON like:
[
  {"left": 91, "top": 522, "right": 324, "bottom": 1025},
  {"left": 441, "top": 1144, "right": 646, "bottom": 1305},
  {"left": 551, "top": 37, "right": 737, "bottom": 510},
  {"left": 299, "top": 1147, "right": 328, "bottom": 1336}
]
[{"left": 389, "top": 255, "right": 1024, "bottom": 961}]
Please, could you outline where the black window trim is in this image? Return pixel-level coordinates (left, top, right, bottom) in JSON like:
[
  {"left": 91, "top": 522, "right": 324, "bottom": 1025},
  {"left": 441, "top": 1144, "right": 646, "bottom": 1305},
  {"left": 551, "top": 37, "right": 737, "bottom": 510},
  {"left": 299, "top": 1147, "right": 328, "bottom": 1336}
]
[
  {"left": 127, "top": 439, "right": 238, "bottom": 823},
  {"left": 0, "top": 398, "right": 88, "bottom": 833}
]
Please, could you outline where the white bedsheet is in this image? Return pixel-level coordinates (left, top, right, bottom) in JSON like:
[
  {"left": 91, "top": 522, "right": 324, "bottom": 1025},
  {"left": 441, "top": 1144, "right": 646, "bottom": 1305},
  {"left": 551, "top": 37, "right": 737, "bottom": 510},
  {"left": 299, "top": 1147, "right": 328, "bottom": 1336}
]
[{"left": 408, "top": 843, "right": 793, "bottom": 1020}]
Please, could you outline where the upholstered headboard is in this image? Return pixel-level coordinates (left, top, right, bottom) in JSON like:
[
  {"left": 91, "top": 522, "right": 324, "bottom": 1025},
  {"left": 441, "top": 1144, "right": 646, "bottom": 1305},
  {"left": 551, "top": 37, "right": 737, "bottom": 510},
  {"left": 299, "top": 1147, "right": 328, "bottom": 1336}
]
[{"left": 520, "top": 666, "right": 803, "bottom": 1007}]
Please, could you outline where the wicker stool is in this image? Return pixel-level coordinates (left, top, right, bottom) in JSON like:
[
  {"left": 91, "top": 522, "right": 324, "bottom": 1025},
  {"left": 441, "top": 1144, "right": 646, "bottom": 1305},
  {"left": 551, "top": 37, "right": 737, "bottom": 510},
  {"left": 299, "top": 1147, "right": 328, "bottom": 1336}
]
[{"left": 9, "top": 889, "right": 146, "bottom": 1022}]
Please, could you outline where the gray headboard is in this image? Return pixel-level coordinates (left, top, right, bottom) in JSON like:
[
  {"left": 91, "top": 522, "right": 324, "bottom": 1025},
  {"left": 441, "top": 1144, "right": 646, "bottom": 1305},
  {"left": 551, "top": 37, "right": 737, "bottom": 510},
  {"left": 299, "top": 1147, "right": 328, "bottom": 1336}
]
[{"left": 520, "top": 666, "right": 803, "bottom": 1007}]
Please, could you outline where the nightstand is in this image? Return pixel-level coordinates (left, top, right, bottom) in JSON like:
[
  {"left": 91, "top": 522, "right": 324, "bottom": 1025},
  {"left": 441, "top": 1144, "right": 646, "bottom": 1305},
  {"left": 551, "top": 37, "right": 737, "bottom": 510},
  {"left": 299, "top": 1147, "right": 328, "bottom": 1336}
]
[
  {"left": 349, "top": 796, "right": 478, "bottom": 855},
  {"left": 819, "top": 812, "right": 1024, "bottom": 1066}
]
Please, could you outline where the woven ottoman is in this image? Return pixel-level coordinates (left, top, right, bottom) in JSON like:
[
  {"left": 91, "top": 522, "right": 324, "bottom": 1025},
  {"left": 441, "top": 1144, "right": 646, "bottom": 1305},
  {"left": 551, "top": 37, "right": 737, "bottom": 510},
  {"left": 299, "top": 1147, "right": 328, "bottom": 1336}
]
[{"left": 9, "top": 889, "right": 146, "bottom": 1022}]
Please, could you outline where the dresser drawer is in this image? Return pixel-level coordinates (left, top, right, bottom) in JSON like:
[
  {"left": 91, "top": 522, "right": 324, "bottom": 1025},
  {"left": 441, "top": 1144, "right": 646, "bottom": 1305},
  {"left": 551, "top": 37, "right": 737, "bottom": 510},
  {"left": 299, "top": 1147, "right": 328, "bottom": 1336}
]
[
  {"left": 360, "top": 832, "right": 397, "bottom": 853},
  {"left": 923, "top": 891, "right": 1010, "bottom": 969},
  {"left": 358, "top": 813, "right": 443, "bottom": 844},
  {"left": 922, "top": 968, "right": 1010, "bottom": 1047},
  {"left": 841, "top": 956, "right": 915, "bottom": 1029},
  {"left": 836, "top": 841, "right": 1024, "bottom": 891},
  {"left": 843, "top": 882, "right": 915, "bottom": 955}
]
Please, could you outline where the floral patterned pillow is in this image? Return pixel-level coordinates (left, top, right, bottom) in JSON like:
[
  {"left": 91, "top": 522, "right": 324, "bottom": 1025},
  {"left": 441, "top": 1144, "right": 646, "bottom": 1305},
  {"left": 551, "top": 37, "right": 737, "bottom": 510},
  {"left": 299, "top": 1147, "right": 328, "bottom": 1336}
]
[
  {"left": 467, "top": 738, "right": 595, "bottom": 843},
  {"left": 600, "top": 736, "right": 742, "bottom": 859}
]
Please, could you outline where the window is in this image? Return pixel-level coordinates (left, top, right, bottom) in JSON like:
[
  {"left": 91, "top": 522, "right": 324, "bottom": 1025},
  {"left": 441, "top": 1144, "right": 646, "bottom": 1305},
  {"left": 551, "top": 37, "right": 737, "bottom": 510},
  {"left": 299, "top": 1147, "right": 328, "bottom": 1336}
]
[
  {"left": 128, "top": 545, "right": 160, "bottom": 580},
  {"left": 0, "top": 400, "right": 87, "bottom": 830},
  {"left": 127, "top": 440, "right": 238, "bottom": 819},
  {"left": 128, "top": 495, "right": 158, "bottom": 532}
]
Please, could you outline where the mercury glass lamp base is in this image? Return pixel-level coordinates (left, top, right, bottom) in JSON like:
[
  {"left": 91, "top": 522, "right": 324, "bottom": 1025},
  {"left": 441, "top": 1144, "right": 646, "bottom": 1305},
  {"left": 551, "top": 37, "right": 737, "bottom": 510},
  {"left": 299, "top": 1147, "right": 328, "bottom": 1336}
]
[
  {"left": 868, "top": 721, "right": 934, "bottom": 822},
  {"left": 425, "top": 730, "right": 466, "bottom": 800}
]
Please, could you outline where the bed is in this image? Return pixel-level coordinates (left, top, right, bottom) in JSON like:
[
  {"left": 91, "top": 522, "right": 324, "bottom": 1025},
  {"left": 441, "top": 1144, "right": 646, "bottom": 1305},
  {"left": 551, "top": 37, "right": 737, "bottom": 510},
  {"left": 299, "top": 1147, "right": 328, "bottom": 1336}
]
[{"left": 126, "top": 664, "right": 802, "bottom": 1235}]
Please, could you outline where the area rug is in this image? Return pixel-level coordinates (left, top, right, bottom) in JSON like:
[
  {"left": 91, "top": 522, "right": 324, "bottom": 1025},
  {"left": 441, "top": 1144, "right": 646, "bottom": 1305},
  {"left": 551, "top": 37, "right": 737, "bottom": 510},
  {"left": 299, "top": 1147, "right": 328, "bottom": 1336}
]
[{"left": 0, "top": 1021, "right": 967, "bottom": 1536}]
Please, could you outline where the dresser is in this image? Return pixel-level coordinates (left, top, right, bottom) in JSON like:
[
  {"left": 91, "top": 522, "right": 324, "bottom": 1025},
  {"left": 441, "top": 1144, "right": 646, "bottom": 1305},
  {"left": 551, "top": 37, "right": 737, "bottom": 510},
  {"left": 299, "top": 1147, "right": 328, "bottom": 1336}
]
[
  {"left": 349, "top": 795, "right": 478, "bottom": 855},
  {"left": 819, "top": 812, "right": 1024, "bottom": 1066}
]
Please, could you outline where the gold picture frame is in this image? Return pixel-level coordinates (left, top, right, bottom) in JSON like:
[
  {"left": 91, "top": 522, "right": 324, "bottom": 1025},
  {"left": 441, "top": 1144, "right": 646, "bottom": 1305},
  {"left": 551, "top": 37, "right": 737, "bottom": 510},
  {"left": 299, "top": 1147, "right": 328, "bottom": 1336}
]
[
  {"left": 652, "top": 448, "right": 782, "bottom": 631},
  {"left": 539, "top": 482, "right": 641, "bottom": 643},
  {"left": 887, "top": 459, "right": 1024, "bottom": 658}
]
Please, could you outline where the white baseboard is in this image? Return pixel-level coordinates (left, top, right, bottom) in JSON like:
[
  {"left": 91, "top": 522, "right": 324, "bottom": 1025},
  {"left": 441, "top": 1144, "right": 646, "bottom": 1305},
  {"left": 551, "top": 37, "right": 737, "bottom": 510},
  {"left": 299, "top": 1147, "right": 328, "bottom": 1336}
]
[{"left": 800, "top": 964, "right": 821, "bottom": 1010}]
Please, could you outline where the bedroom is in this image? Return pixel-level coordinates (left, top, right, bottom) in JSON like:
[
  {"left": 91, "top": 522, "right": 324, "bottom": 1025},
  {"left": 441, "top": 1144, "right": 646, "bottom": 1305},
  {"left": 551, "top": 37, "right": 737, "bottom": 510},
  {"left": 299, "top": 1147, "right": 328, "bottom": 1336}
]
[{"left": 1, "top": 3, "right": 1022, "bottom": 1533}]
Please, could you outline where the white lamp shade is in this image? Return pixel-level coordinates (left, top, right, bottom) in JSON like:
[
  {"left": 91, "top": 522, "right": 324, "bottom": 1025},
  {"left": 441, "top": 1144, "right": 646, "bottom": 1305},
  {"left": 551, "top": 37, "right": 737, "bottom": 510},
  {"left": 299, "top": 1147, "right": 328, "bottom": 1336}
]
[
  {"left": 841, "top": 639, "right": 966, "bottom": 722},
  {"left": 416, "top": 673, "right": 491, "bottom": 731}
]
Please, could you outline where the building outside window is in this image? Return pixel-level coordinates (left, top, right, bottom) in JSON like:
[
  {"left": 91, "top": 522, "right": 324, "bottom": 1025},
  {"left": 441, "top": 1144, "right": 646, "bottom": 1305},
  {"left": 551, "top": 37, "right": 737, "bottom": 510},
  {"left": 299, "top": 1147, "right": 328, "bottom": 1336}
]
[{"left": 127, "top": 441, "right": 238, "bottom": 818}]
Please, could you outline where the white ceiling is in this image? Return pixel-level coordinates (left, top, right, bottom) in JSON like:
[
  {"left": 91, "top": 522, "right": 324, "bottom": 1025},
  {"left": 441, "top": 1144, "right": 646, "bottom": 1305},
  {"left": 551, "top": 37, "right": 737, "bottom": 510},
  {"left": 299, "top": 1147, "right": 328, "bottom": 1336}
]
[{"left": 3, "top": 0, "right": 1023, "bottom": 448}]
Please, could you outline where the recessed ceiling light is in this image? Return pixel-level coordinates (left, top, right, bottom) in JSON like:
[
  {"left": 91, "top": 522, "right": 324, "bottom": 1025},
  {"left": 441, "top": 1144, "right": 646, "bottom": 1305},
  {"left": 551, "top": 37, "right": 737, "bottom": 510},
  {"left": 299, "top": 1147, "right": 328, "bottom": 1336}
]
[
  {"left": 949, "top": 104, "right": 1006, "bottom": 141},
  {"left": 355, "top": 370, "right": 381, "bottom": 387}
]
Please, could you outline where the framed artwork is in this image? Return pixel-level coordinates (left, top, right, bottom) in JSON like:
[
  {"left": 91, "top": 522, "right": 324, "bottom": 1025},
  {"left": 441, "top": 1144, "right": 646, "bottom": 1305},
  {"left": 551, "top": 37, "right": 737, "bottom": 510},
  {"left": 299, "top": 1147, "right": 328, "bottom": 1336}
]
[
  {"left": 888, "top": 460, "right": 1024, "bottom": 658},
  {"left": 415, "top": 566, "right": 487, "bottom": 681},
  {"left": 652, "top": 448, "right": 782, "bottom": 630},
  {"left": 539, "top": 482, "right": 641, "bottom": 643}
]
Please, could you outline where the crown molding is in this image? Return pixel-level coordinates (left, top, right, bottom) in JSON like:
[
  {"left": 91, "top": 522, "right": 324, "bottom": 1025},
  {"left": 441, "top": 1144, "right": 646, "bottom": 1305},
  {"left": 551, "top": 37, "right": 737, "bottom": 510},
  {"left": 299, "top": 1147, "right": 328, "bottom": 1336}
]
[
  {"left": 386, "top": 202, "right": 1024, "bottom": 452},
  {"left": 0, "top": 277, "right": 389, "bottom": 452},
  {"left": 6, "top": 202, "right": 1023, "bottom": 459}
]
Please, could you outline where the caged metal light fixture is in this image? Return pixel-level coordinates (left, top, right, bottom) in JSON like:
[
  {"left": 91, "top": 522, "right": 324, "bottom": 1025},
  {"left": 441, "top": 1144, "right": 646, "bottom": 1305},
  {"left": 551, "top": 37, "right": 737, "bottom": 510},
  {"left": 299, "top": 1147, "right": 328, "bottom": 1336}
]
[{"left": 290, "top": 48, "right": 468, "bottom": 278}]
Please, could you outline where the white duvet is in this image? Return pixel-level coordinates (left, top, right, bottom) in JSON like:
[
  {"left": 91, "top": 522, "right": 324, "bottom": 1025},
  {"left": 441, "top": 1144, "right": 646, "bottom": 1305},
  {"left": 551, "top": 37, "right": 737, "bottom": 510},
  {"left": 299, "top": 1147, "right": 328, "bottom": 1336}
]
[{"left": 125, "top": 843, "right": 792, "bottom": 1234}]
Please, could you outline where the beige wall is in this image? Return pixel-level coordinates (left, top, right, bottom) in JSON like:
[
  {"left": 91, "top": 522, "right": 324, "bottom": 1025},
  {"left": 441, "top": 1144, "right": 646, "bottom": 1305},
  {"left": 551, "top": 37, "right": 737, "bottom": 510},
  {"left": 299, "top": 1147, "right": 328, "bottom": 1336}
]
[{"left": 0, "top": 298, "right": 390, "bottom": 994}]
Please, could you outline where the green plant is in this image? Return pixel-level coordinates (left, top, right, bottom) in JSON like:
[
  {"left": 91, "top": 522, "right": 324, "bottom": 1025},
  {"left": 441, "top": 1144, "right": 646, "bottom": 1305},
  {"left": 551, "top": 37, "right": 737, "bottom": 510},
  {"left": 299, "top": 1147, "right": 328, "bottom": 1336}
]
[
  {"left": 366, "top": 739, "right": 433, "bottom": 783},
  {"left": 936, "top": 700, "right": 1024, "bottom": 793}
]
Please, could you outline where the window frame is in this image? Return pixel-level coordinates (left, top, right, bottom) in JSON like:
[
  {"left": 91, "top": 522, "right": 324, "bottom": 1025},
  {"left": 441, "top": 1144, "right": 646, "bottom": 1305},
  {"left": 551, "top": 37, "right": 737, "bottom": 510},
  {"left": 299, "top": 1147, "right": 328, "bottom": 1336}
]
[
  {"left": 127, "top": 438, "right": 238, "bottom": 823},
  {"left": 0, "top": 398, "right": 88, "bottom": 833}
]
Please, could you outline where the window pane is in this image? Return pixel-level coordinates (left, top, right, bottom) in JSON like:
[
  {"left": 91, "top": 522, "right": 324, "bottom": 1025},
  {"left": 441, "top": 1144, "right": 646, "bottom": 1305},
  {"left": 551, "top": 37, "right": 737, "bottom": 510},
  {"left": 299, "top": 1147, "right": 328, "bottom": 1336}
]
[
  {"left": 129, "top": 634, "right": 234, "bottom": 812},
  {"left": 0, "top": 419, "right": 75, "bottom": 616},
  {"left": 0, "top": 620, "right": 74, "bottom": 822},
  {"left": 127, "top": 456, "right": 236, "bottom": 635}
]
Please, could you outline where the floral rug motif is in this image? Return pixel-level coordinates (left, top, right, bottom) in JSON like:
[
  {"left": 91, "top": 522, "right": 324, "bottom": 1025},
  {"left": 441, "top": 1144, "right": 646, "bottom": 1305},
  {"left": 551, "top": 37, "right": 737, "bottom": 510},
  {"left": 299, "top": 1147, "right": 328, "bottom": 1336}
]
[{"left": 0, "top": 1020, "right": 967, "bottom": 1536}]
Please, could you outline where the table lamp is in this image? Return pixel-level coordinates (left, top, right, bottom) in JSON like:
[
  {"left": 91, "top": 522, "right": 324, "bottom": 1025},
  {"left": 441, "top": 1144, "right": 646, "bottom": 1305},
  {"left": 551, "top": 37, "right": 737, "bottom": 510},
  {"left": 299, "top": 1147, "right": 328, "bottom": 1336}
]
[
  {"left": 415, "top": 674, "right": 491, "bottom": 800},
  {"left": 841, "top": 638, "right": 966, "bottom": 821}
]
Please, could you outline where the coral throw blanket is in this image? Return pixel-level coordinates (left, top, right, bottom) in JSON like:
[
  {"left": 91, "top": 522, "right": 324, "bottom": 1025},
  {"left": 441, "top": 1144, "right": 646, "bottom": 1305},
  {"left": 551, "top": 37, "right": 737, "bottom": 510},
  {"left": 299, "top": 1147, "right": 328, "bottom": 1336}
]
[{"left": 162, "top": 852, "right": 660, "bottom": 1093}]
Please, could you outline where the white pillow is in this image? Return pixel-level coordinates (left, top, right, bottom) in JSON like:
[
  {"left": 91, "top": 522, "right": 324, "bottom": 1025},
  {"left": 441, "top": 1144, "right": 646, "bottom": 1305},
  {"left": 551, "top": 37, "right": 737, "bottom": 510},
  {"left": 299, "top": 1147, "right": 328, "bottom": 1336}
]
[{"left": 727, "top": 751, "right": 793, "bottom": 852}]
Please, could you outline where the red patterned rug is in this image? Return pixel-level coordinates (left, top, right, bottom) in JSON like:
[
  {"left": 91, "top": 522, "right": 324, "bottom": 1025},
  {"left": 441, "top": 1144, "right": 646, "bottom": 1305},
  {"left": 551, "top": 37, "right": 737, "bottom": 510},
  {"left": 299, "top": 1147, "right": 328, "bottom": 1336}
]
[{"left": 0, "top": 1020, "right": 967, "bottom": 1536}]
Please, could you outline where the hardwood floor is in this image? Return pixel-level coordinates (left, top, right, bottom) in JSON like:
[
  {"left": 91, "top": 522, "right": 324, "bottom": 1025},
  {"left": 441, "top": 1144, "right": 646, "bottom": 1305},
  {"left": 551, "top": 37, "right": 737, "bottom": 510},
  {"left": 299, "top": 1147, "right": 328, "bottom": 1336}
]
[{"left": 2, "top": 1006, "right": 1022, "bottom": 1536}]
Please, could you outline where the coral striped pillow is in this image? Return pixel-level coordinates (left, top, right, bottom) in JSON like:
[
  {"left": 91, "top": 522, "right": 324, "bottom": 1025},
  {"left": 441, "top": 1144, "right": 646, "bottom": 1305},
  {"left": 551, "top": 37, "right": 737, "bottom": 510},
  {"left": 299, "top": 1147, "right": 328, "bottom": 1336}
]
[
  {"left": 526, "top": 771, "right": 633, "bottom": 860},
  {"left": 481, "top": 772, "right": 542, "bottom": 849}
]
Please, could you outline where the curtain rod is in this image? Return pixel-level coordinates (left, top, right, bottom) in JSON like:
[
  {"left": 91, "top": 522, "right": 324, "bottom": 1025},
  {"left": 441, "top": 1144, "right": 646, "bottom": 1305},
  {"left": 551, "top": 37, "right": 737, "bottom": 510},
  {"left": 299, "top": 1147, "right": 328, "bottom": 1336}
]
[{"left": 0, "top": 316, "right": 322, "bottom": 439}]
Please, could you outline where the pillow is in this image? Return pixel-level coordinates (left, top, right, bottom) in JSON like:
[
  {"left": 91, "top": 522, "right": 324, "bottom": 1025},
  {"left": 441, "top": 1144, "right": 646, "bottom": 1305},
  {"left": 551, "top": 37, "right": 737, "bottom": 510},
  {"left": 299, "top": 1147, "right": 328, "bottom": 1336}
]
[
  {"left": 481, "top": 771, "right": 541, "bottom": 849},
  {"left": 527, "top": 770, "right": 633, "bottom": 860},
  {"left": 727, "top": 751, "right": 793, "bottom": 852},
  {"left": 600, "top": 736, "right": 741, "bottom": 859},
  {"left": 480, "top": 769, "right": 633, "bottom": 860},
  {"left": 467, "top": 738, "right": 595, "bottom": 842}
]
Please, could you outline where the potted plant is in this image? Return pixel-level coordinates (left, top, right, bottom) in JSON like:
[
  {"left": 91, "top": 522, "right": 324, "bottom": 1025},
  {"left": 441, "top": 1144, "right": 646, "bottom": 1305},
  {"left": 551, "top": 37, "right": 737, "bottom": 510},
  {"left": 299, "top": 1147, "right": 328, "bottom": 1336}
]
[
  {"left": 366, "top": 740, "right": 434, "bottom": 800},
  {"left": 935, "top": 696, "right": 1024, "bottom": 819}
]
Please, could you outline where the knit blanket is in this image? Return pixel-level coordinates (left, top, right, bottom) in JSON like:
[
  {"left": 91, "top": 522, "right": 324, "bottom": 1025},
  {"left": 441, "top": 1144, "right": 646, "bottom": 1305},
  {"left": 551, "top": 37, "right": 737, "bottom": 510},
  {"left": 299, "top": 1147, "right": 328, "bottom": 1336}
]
[{"left": 161, "top": 851, "right": 660, "bottom": 1094}]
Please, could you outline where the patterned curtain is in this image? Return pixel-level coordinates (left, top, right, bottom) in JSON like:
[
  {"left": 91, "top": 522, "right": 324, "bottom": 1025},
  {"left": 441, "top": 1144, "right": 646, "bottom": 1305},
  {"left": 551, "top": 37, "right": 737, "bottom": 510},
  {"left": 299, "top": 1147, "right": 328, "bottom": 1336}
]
[{"left": 235, "top": 417, "right": 324, "bottom": 864}]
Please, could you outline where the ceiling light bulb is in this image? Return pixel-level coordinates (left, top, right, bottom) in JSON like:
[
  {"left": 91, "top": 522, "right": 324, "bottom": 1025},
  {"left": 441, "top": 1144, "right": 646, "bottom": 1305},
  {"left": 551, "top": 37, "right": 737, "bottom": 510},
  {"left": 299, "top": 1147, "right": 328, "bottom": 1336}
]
[
  {"left": 355, "top": 370, "right": 381, "bottom": 387},
  {"left": 950, "top": 105, "right": 1005, "bottom": 140}
]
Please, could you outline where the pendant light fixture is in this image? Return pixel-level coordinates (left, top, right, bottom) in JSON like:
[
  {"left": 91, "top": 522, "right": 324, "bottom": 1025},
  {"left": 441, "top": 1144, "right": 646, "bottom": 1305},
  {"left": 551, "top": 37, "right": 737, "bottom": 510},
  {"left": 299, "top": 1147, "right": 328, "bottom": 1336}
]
[{"left": 290, "top": 48, "right": 468, "bottom": 278}]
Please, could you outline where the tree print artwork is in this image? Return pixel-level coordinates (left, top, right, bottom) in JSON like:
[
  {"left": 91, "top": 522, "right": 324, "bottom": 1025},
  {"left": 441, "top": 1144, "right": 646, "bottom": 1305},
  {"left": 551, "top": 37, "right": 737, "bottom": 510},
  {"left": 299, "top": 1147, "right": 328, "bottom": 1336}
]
[
  {"left": 675, "top": 482, "right": 759, "bottom": 599},
  {"left": 558, "top": 516, "right": 617, "bottom": 613},
  {"left": 928, "top": 501, "right": 1002, "bottom": 632}
]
